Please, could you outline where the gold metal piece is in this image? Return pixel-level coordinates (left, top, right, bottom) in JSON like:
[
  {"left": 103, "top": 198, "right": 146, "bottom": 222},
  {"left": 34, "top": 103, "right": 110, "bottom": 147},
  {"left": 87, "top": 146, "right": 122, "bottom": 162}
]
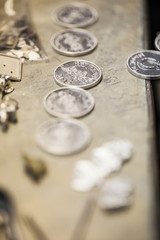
[{"left": 23, "top": 154, "right": 47, "bottom": 182}]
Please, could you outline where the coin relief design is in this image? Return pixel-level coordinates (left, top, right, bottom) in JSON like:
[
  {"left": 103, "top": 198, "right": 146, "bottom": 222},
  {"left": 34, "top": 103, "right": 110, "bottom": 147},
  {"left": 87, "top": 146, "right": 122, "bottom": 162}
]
[
  {"left": 51, "top": 29, "right": 97, "bottom": 56},
  {"left": 127, "top": 50, "right": 160, "bottom": 79},
  {"left": 44, "top": 87, "right": 95, "bottom": 118},
  {"left": 52, "top": 2, "right": 98, "bottom": 28},
  {"left": 54, "top": 60, "right": 102, "bottom": 89},
  {"left": 36, "top": 119, "right": 91, "bottom": 155}
]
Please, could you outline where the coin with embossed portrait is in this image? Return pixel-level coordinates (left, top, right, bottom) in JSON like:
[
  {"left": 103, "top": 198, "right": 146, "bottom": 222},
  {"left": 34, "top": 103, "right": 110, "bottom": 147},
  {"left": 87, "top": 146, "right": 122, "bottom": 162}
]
[
  {"left": 52, "top": 2, "right": 98, "bottom": 28},
  {"left": 54, "top": 60, "right": 102, "bottom": 89},
  {"left": 36, "top": 119, "right": 91, "bottom": 155},
  {"left": 43, "top": 87, "right": 95, "bottom": 118},
  {"left": 127, "top": 50, "right": 160, "bottom": 79},
  {"left": 51, "top": 29, "right": 97, "bottom": 56}
]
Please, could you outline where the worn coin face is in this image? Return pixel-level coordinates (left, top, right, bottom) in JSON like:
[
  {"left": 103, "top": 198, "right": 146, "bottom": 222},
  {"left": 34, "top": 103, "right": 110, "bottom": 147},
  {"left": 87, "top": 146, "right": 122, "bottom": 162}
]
[
  {"left": 36, "top": 119, "right": 91, "bottom": 155},
  {"left": 155, "top": 34, "right": 160, "bottom": 51},
  {"left": 51, "top": 29, "right": 97, "bottom": 56},
  {"left": 52, "top": 2, "right": 98, "bottom": 28},
  {"left": 54, "top": 60, "right": 102, "bottom": 89},
  {"left": 43, "top": 87, "right": 95, "bottom": 118},
  {"left": 127, "top": 50, "right": 160, "bottom": 79}
]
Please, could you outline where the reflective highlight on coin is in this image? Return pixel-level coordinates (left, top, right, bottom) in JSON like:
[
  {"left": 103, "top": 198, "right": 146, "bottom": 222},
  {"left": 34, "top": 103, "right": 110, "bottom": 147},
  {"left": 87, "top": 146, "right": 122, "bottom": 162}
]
[
  {"left": 155, "top": 34, "right": 160, "bottom": 51},
  {"left": 36, "top": 119, "right": 91, "bottom": 155},
  {"left": 43, "top": 87, "right": 95, "bottom": 118},
  {"left": 127, "top": 50, "right": 160, "bottom": 79},
  {"left": 52, "top": 2, "right": 98, "bottom": 28},
  {"left": 54, "top": 60, "right": 102, "bottom": 89},
  {"left": 51, "top": 29, "right": 97, "bottom": 56}
]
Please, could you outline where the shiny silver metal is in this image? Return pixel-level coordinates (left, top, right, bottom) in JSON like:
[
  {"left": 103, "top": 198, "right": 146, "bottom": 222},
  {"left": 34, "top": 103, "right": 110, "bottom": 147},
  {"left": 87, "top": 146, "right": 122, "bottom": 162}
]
[
  {"left": 52, "top": 2, "right": 98, "bottom": 28},
  {"left": 154, "top": 33, "right": 160, "bottom": 51},
  {"left": 54, "top": 60, "right": 102, "bottom": 89},
  {"left": 36, "top": 119, "right": 91, "bottom": 155},
  {"left": 127, "top": 50, "right": 160, "bottom": 79},
  {"left": 43, "top": 87, "right": 95, "bottom": 118},
  {"left": 51, "top": 29, "right": 97, "bottom": 56}
]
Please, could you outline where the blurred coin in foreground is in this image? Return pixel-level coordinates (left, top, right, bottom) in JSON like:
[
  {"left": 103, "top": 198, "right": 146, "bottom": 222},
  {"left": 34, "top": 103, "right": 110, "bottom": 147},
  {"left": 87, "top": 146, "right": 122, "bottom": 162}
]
[{"left": 36, "top": 119, "right": 91, "bottom": 155}]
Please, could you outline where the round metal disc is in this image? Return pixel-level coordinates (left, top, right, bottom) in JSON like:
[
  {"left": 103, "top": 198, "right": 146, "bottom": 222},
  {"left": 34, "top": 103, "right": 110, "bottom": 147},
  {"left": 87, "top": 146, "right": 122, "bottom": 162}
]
[
  {"left": 155, "top": 33, "right": 160, "bottom": 51},
  {"left": 127, "top": 50, "right": 160, "bottom": 79},
  {"left": 43, "top": 87, "right": 95, "bottom": 118},
  {"left": 50, "top": 29, "right": 97, "bottom": 57},
  {"left": 52, "top": 2, "right": 98, "bottom": 28},
  {"left": 54, "top": 60, "right": 102, "bottom": 89},
  {"left": 36, "top": 119, "right": 91, "bottom": 155}
]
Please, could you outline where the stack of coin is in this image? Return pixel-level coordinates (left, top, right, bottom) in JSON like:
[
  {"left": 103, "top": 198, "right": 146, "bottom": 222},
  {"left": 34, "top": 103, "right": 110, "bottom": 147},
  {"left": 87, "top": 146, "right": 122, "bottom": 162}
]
[{"left": 36, "top": 2, "right": 102, "bottom": 156}]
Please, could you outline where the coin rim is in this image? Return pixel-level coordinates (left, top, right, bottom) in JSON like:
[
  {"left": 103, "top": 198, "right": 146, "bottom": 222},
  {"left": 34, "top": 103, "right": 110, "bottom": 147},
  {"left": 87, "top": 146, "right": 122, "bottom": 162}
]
[
  {"left": 36, "top": 119, "right": 91, "bottom": 155},
  {"left": 54, "top": 60, "right": 102, "bottom": 89},
  {"left": 43, "top": 87, "right": 95, "bottom": 118},
  {"left": 127, "top": 50, "right": 160, "bottom": 80},
  {"left": 50, "top": 28, "right": 98, "bottom": 57},
  {"left": 51, "top": 2, "right": 98, "bottom": 28}
]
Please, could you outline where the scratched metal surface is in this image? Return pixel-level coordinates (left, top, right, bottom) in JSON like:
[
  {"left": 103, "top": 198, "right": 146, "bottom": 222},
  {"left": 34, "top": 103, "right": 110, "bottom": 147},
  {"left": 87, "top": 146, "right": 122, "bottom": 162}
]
[{"left": 0, "top": 0, "right": 157, "bottom": 240}]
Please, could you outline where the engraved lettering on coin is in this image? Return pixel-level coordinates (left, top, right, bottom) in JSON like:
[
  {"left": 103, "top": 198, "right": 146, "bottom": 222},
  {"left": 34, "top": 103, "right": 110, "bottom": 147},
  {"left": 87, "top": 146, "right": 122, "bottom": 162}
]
[
  {"left": 36, "top": 119, "right": 91, "bottom": 155},
  {"left": 154, "top": 33, "right": 160, "bottom": 51},
  {"left": 52, "top": 2, "right": 98, "bottom": 28},
  {"left": 51, "top": 29, "right": 97, "bottom": 56},
  {"left": 43, "top": 87, "right": 95, "bottom": 118},
  {"left": 54, "top": 60, "right": 102, "bottom": 89},
  {"left": 127, "top": 50, "right": 160, "bottom": 79}
]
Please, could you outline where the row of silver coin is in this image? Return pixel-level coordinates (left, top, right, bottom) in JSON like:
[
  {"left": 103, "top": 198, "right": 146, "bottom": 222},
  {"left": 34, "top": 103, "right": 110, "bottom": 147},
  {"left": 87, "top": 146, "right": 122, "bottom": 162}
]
[
  {"left": 36, "top": 2, "right": 134, "bottom": 210},
  {"left": 127, "top": 33, "right": 160, "bottom": 79},
  {"left": 36, "top": 2, "right": 102, "bottom": 155}
]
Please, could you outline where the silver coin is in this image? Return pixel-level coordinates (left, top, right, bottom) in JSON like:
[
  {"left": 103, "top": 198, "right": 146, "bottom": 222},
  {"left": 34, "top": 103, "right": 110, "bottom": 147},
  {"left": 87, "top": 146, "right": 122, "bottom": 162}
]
[
  {"left": 43, "top": 87, "right": 95, "bottom": 118},
  {"left": 36, "top": 119, "right": 91, "bottom": 155},
  {"left": 52, "top": 2, "right": 98, "bottom": 28},
  {"left": 155, "top": 33, "right": 160, "bottom": 51},
  {"left": 54, "top": 60, "right": 102, "bottom": 89},
  {"left": 51, "top": 29, "right": 97, "bottom": 56},
  {"left": 127, "top": 50, "right": 160, "bottom": 79}
]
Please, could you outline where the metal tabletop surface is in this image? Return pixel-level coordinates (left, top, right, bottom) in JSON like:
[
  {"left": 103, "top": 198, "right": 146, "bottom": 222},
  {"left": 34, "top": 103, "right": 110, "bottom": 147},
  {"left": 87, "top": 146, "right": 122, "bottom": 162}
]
[{"left": 0, "top": 0, "right": 158, "bottom": 239}]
